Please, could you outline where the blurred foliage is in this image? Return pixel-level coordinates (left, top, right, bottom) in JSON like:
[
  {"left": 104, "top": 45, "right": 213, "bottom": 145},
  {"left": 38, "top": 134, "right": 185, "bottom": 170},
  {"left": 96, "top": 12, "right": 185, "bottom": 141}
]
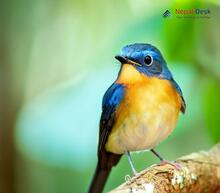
[
  {"left": 1, "top": 0, "right": 220, "bottom": 193},
  {"left": 203, "top": 80, "right": 220, "bottom": 143}
]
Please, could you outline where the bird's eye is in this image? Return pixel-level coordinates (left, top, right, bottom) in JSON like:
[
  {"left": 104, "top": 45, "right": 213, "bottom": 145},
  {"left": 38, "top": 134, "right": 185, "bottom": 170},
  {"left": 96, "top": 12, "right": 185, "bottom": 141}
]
[{"left": 144, "top": 55, "right": 153, "bottom": 66}]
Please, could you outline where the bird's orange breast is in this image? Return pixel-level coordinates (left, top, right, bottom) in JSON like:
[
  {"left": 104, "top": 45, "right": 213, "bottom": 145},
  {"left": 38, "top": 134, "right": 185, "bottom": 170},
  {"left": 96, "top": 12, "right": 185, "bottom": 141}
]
[{"left": 105, "top": 64, "right": 182, "bottom": 154}]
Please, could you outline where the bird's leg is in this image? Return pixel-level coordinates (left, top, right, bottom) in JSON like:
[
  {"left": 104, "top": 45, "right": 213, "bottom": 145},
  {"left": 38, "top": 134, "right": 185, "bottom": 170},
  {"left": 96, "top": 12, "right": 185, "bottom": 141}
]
[
  {"left": 151, "top": 149, "right": 164, "bottom": 162},
  {"left": 125, "top": 150, "right": 137, "bottom": 176},
  {"left": 151, "top": 149, "right": 181, "bottom": 170}
]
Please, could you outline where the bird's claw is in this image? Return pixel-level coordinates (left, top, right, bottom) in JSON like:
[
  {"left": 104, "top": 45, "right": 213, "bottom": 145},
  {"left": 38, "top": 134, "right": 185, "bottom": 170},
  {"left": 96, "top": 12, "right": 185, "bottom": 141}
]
[{"left": 159, "top": 160, "right": 181, "bottom": 170}]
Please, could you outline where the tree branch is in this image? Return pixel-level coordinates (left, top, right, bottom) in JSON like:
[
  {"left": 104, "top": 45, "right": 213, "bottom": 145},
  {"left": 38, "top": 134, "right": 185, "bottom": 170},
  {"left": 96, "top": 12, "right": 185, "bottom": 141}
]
[{"left": 109, "top": 143, "right": 220, "bottom": 193}]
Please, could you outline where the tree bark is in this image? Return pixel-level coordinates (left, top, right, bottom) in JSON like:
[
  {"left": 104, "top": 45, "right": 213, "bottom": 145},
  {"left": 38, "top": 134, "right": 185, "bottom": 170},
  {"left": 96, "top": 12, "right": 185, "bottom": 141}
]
[{"left": 109, "top": 143, "right": 220, "bottom": 193}]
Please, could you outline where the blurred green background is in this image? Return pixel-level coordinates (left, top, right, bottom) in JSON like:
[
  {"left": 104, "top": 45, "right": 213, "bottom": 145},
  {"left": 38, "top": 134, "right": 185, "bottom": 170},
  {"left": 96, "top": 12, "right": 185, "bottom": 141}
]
[{"left": 0, "top": 0, "right": 220, "bottom": 193}]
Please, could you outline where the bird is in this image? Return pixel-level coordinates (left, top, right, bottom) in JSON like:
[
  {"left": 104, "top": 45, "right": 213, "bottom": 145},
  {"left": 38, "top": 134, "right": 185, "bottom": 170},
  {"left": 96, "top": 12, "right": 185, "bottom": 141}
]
[{"left": 88, "top": 43, "right": 186, "bottom": 193}]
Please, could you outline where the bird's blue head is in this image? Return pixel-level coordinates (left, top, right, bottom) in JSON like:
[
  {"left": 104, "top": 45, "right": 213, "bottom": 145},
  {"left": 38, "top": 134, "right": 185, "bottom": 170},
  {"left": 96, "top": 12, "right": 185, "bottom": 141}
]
[{"left": 115, "top": 43, "right": 173, "bottom": 80}]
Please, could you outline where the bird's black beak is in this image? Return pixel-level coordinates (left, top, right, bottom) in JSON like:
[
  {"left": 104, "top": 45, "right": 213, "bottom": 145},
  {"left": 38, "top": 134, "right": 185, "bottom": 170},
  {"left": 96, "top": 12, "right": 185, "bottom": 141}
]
[
  {"left": 115, "top": 55, "right": 142, "bottom": 66},
  {"left": 115, "top": 55, "right": 128, "bottom": 64}
]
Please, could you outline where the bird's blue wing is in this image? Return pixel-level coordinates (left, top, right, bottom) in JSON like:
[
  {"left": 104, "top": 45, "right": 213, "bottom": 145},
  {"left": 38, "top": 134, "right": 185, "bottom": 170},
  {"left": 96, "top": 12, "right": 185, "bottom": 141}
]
[
  {"left": 98, "top": 83, "right": 125, "bottom": 154},
  {"left": 170, "top": 78, "right": 186, "bottom": 113}
]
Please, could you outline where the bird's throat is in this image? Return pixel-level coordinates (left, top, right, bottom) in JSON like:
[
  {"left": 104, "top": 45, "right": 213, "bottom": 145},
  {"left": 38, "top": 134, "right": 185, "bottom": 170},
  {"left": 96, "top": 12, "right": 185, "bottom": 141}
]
[{"left": 116, "top": 64, "right": 142, "bottom": 84}]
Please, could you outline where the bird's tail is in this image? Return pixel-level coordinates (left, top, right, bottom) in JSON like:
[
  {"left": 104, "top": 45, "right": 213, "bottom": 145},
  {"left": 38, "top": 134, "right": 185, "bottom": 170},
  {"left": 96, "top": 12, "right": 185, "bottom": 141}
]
[
  {"left": 88, "top": 162, "right": 111, "bottom": 193},
  {"left": 88, "top": 152, "right": 121, "bottom": 193}
]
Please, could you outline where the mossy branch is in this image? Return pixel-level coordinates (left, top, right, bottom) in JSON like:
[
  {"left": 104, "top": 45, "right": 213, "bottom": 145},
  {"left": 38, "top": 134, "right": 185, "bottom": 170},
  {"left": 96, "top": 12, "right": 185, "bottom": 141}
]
[{"left": 109, "top": 143, "right": 220, "bottom": 193}]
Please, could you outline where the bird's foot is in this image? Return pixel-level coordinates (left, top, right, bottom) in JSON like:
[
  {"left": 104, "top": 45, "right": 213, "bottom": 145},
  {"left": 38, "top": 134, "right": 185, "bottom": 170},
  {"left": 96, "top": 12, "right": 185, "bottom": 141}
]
[
  {"left": 132, "top": 170, "right": 138, "bottom": 177},
  {"left": 159, "top": 160, "right": 181, "bottom": 170}
]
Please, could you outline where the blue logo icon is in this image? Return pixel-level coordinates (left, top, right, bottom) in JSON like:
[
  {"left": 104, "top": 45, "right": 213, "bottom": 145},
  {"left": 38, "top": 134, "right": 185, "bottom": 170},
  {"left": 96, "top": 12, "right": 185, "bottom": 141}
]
[{"left": 163, "top": 10, "right": 171, "bottom": 18}]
